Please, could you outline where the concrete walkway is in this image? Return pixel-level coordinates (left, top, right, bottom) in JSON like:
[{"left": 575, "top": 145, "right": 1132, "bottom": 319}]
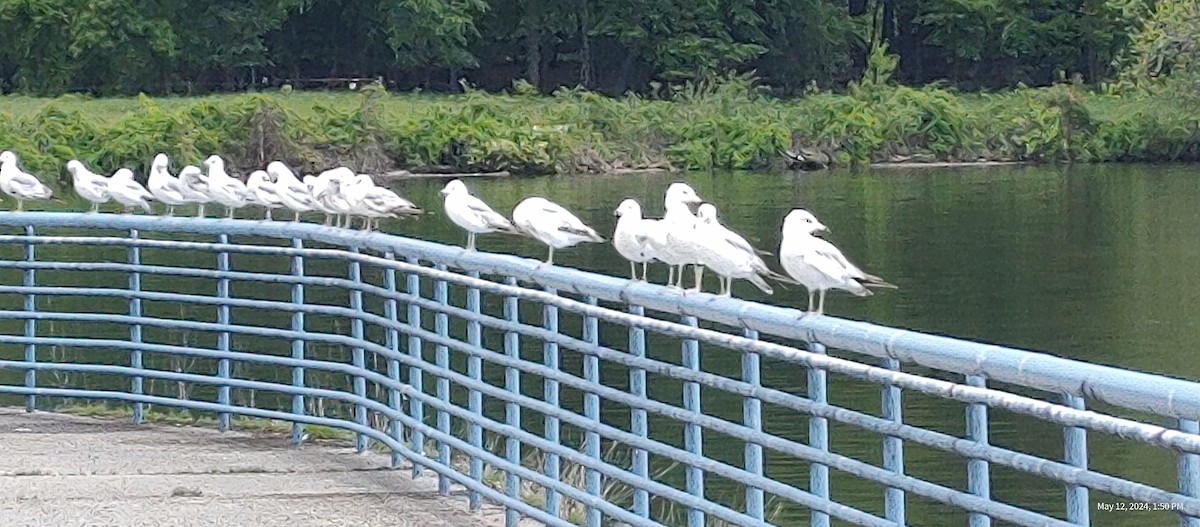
[{"left": 0, "top": 408, "right": 516, "bottom": 527}]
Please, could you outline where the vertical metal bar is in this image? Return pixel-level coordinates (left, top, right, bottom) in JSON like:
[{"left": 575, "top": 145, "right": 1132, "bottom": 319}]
[
  {"left": 290, "top": 239, "right": 306, "bottom": 444},
  {"left": 384, "top": 252, "right": 404, "bottom": 467},
  {"left": 628, "top": 304, "right": 650, "bottom": 519},
  {"left": 434, "top": 264, "right": 451, "bottom": 495},
  {"left": 406, "top": 256, "right": 425, "bottom": 477},
  {"left": 1063, "top": 394, "right": 1089, "bottom": 525},
  {"left": 466, "top": 270, "right": 484, "bottom": 510},
  {"left": 503, "top": 276, "right": 522, "bottom": 527},
  {"left": 682, "top": 314, "right": 704, "bottom": 527},
  {"left": 967, "top": 374, "right": 991, "bottom": 527},
  {"left": 583, "top": 296, "right": 602, "bottom": 527},
  {"left": 742, "top": 328, "right": 764, "bottom": 521},
  {"left": 808, "top": 340, "right": 830, "bottom": 527},
  {"left": 128, "top": 229, "right": 144, "bottom": 424},
  {"left": 543, "top": 286, "right": 561, "bottom": 518},
  {"left": 882, "top": 358, "right": 905, "bottom": 524},
  {"left": 22, "top": 225, "right": 35, "bottom": 412},
  {"left": 1181, "top": 419, "right": 1200, "bottom": 527},
  {"left": 216, "top": 233, "right": 232, "bottom": 431},
  {"left": 349, "top": 249, "right": 368, "bottom": 453}
]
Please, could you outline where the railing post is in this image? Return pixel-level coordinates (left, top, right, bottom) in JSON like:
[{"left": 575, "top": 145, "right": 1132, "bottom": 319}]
[
  {"left": 583, "top": 296, "right": 602, "bottom": 527},
  {"left": 434, "top": 264, "right": 451, "bottom": 495},
  {"left": 682, "top": 314, "right": 704, "bottom": 527},
  {"left": 216, "top": 233, "right": 232, "bottom": 431},
  {"left": 1063, "top": 394, "right": 1089, "bottom": 525},
  {"left": 1180, "top": 419, "right": 1199, "bottom": 527},
  {"left": 128, "top": 229, "right": 144, "bottom": 424},
  {"left": 742, "top": 328, "right": 765, "bottom": 521},
  {"left": 966, "top": 374, "right": 991, "bottom": 527},
  {"left": 22, "top": 224, "right": 35, "bottom": 412},
  {"left": 384, "top": 252, "right": 404, "bottom": 467},
  {"left": 543, "top": 286, "right": 562, "bottom": 518},
  {"left": 466, "top": 270, "right": 484, "bottom": 509},
  {"left": 290, "top": 239, "right": 306, "bottom": 444},
  {"left": 628, "top": 304, "right": 650, "bottom": 519},
  {"left": 348, "top": 249, "right": 368, "bottom": 453},
  {"left": 406, "top": 256, "right": 425, "bottom": 477},
  {"left": 882, "top": 357, "right": 905, "bottom": 524},
  {"left": 808, "top": 340, "right": 830, "bottom": 527},
  {"left": 503, "top": 276, "right": 522, "bottom": 527}
]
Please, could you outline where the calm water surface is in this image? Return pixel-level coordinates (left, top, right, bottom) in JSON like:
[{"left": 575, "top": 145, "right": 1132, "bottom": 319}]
[{"left": 2, "top": 164, "right": 1198, "bottom": 526}]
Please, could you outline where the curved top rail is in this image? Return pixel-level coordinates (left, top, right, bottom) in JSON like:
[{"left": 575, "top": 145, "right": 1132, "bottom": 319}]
[{"left": 2, "top": 211, "right": 1198, "bottom": 421}]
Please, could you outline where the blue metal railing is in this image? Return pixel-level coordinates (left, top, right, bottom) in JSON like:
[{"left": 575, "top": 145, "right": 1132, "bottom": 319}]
[{"left": 0, "top": 212, "right": 1198, "bottom": 527}]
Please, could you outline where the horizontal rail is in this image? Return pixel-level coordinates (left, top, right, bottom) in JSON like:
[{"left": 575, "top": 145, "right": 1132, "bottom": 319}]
[{"left": 0, "top": 213, "right": 1194, "bottom": 422}]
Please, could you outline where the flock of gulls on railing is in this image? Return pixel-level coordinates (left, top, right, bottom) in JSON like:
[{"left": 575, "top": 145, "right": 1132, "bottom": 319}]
[{"left": 0, "top": 150, "right": 895, "bottom": 314}]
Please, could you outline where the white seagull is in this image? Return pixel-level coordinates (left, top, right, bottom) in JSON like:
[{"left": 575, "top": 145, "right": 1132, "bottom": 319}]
[
  {"left": 106, "top": 169, "right": 154, "bottom": 214},
  {"left": 511, "top": 196, "right": 605, "bottom": 265},
  {"left": 779, "top": 209, "right": 897, "bottom": 314},
  {"left": 440, "top": 179, "right": 521, "bottom": 251},
  {"left": 202, "top": 155, "right": 251, "bottom": 218},
  {"left": 266, "top": 162, "right": 319, "bottom": 221},
  {"left": 645, "top": 182, "right": 704, "bottom": 289},
  {"left": 359, "top": 184, "right": 422, "bottom": 231},
  {"left": 247, "top": 170, "right": 286, "bottom": 220},
  {"left": 612, "top": 198, "right": 658, "bottom": 280},
  {"left": 177, "top": 165, "right": 213, "bottom": 217},
  {"left": 0, "top": 151, "right": 53, "bottom": 210},
  {"left": 147, "top": 153, "right": 189, "bottom": 216},
  {"left": 688, "top": 207, "right": 796, "bottom": 297},
  {"left": 66, "top": 159, "right": 110, "bottom": 213},
  {"left": 315, "top": 177, "right": 358, "bottom": 227}
]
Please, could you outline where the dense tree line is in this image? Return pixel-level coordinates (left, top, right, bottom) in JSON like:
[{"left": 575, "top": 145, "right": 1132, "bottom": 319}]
[{"left": 0, "top": 0, "right": 1179, "bottom": 96}]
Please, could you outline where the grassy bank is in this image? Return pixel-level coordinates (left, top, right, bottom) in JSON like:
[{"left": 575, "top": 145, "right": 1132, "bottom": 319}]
[{"left": 0, "top": 78, "right": 1197, "bottom": 184}]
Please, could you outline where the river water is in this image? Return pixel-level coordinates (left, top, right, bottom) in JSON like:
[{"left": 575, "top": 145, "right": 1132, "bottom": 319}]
[{"left": 1, "top": 164, "right": 1197, "bottom": 526}]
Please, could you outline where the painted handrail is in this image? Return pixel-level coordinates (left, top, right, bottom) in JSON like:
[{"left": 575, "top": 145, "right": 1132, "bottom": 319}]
[{"left": 0, "top": 211, "right": 1196, "bottom": 527}]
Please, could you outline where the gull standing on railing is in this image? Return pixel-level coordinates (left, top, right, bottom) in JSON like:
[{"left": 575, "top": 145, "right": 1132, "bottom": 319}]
[
  {"left": 440, "top": 179, "right": 520, "bottom": 251},
  {"left": 779, "top": 209, "right": 897, "bottom": 314},
  {"left": 266, "top": 161, "right": 319, "bottom": 221},
  {"left": 307, "top": 167, "right": 354, "bottom": 225},
  {"left": 359, "top": 182, "right": 422, "bottom": 232},
  {"left": 0, "top": 151, "right": 53, "bottom": 211},
  {"left": 247, "top": 170, "right": 286, "bottom": 220},
  {"left": 147, "top": 153, "right": 190, "bottom": 216},
  {"left": 688, "top": 204, "right": 796, "bottom": 297},
  {"left": 177, "top": 165, "right": 213, "bottom": 217},
  {"left": 512, "top": 196, "right": 605, "bottom": 265},
  {"left": 202, "top": 155, "right": 252, "bottom": 218},
  {"left": 316, "top": 178, "right": 358, "bottom": 227},
  {"left": 646, "top": 182, "right": 703, "bottom": 289},
  {"left": 106, "top": 169, "right": 155, "bottom": 214},
  {"left": 66, "top": 159, "right": 110, "bottom": 213},
  {"left": 612, "top": 198, "right": 658, "bottom": 280}
]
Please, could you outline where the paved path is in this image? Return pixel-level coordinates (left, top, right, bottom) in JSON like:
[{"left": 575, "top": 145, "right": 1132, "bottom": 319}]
[{"left": 0, "top": 408, "right": 519, "bottom": 527}]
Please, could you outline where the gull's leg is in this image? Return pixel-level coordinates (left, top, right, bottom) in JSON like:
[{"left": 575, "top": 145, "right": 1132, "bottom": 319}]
[
  {"left": 721, "top": 278, "right": 733, "bottom": 297},
  {"left": 467, "top": 233, "right": 476, "bottom": 251},
  {"left": 667, "top": 265, "right": 676, "bottom": 288},
  {"left": 166, "top": 205, "right": 175, "bottom": 216},
  {"left": 641, "top": 262, "right": 649, "bottom": 281},
  {"left": 16, "top": 200, "right": 23, "bottom": 211},
  {"left": 197, "top": 204, "right": 205, "bottom": 218},
  {"left": 690, "top": 265, "right": 704, "bottom": 292},
  {"left": 807, "top": 290, "right": 815, "bottom": 314},
  {"left": 818, "top": 290, "right": 827, "bottom": 315},
  {"left": 226, "top": 207, "right": 235, "bottom": 219},
  {"left": 90, "top": 202, "right": 99, "bottom": 214},
  {"left": 323, "top": 214, "right": 332, "bottom": 226},
  {"left": 630, "top": 262, "right": 637, "bottom": 280},
  {"left": 265, "top": 208, "right": 273, "bottom": 221},
  {"left": 293, "top": 210, "right": 301, "bottom": 222},
  {"left": 546, "top": 247, "right": 554, "bottom": 265}
]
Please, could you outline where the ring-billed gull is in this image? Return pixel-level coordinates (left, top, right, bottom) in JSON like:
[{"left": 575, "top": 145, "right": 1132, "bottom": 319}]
[
  {"left": 612, "top": 198, "right": 658, "bottom": 280},
  {"left": 66, "top": 159, "right": 110, "bottom": 213},
  {"left": 177, "top": 165, "right": 212, "bottom": 217},
  {"left": 692, "top": 202, "right": 793, "bottom": 296},
  {"left": 646, "top": 182, "right": 703, "bottom": 289},
  {"left": 779, "top": 209, "right": 896, "bottom": 314},
  {"left": 247, "top": 170, "right": 286, "bottom": 220},
  {"left": 315, "top": 177, "right": 358, "bottom": 227},
  {"left": 0, "top": 151, "right": 53, "bottom": 210},
  {"left": 440, "top": 179, "right": 520, "bottom": 251},
  {"left": 266, "top": 161, "right": 319, "bottom": 221},
  {"left": 359, "top": 184, "right": 422, "bottom": 231},
  {"left": 202, "top": 155, "right": 252, "bottom": 218},
  {"left": 512, "top": 196, "right": 605, "bottom": 265},
  {"left": 147, "top": 153, "right": 189, "bottom": 216},
  {"left": 106, "top": 169, "right": 154, "bottom": 214}
]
